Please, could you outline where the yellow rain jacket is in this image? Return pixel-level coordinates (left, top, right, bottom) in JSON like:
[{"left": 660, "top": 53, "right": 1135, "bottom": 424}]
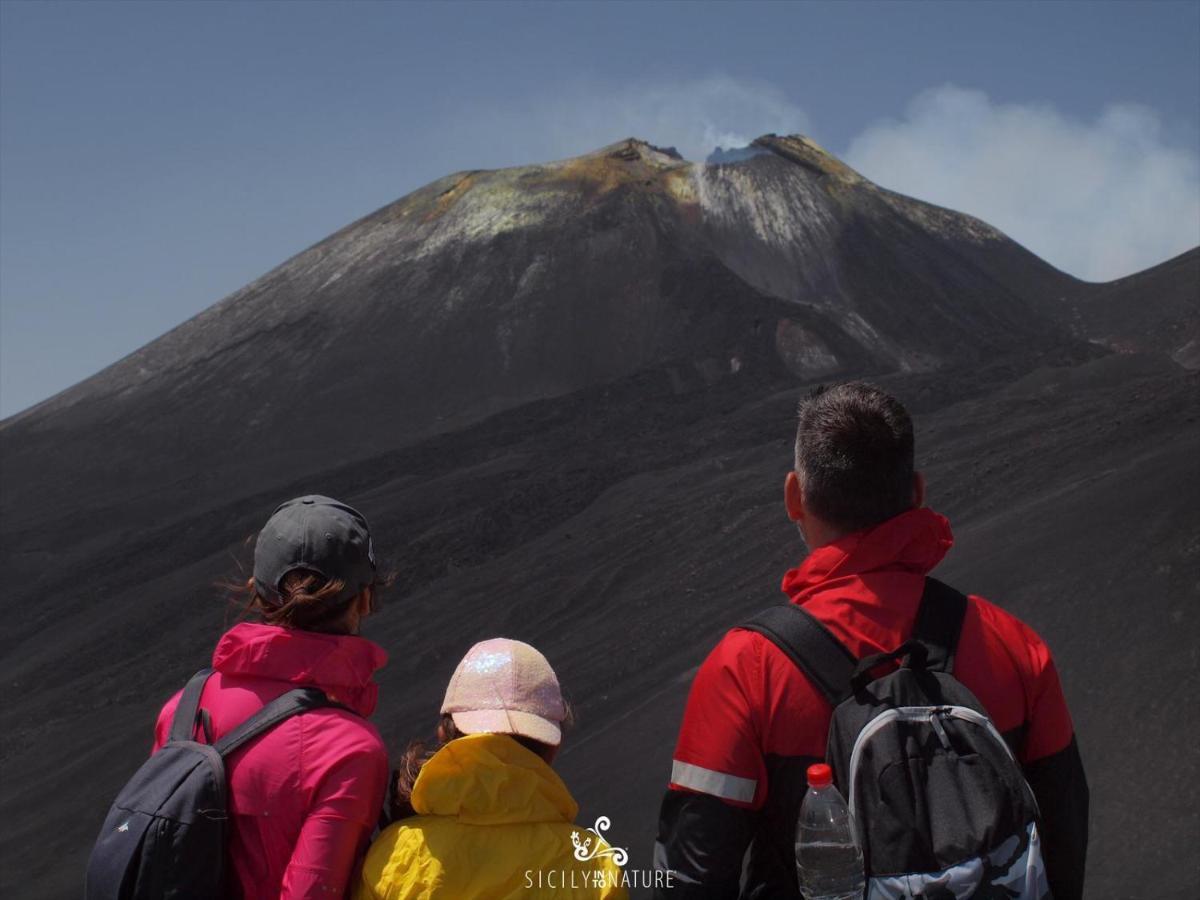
[{"left": 356, "top": 733, "right": 628, "bottom": 900}]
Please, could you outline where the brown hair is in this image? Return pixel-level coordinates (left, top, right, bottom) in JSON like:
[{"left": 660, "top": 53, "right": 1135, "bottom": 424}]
[
  {"left": 232, "top": 569, "right": 371, "bottom": 634},
  {"left": 389, "top": 708, "right": 573, "bottom": 822},
  {"left": 794, "top": 381, "right": 916, "bottom": 533}
]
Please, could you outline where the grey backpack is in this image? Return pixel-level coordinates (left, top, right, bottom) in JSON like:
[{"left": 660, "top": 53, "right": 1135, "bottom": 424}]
[
  {"left": 743, "top": 577, "right": 1050, "bottom": 900},
  {"left": 85, "top": 669, "right": 331, "bottom": 899}
]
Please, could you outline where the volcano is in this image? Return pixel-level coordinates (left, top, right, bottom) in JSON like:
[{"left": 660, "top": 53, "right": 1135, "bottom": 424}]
[{"left": 1, "top": 137, "right": 1197, "bottom": 899}]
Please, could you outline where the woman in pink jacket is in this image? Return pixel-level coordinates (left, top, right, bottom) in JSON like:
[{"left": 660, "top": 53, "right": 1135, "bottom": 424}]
[{"left": 153, "top": 495, "right": 390, "bottom": 899}]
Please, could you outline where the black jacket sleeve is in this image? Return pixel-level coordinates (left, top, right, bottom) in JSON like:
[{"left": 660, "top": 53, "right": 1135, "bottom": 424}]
[
  {"left": 653, "top": 788, "right": 756, "bottom": 898},
  {"left": 1024, "top": 735, "right": 1089, "bottom": 900}
]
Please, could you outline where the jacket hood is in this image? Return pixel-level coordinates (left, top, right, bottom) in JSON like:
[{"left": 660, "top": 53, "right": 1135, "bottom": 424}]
[
  {"left": 212, "top": 622, "right": 387, "bottom": 716},
  {"left": 412, "top": 732, "right": 579, "bottom": 826},
  {"left": 782, "top": 507, "right": 954, "bottom": 600}
]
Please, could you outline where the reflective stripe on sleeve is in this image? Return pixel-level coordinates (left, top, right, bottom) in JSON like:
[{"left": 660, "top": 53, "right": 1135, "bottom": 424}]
[{"left": 670, "top": 760, "right": 757, "bottom": 803}]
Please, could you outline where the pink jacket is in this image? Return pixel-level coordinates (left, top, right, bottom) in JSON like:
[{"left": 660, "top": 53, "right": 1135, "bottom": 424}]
[{"left": 154, "top": 622, "right": 389, "bottom": 899}]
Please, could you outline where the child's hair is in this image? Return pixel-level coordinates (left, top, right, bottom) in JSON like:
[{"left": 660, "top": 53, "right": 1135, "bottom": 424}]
[{"left": 389, "top": 707, "right": 574, "bottom": 822}]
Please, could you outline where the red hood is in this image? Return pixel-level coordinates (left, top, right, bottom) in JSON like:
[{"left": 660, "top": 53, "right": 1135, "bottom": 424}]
[
  {"left": 782, "top": 507, "right": 954, "bottom": 601},
  {"left": 212, "top": 622, "right": 388, "bottom": 717}
]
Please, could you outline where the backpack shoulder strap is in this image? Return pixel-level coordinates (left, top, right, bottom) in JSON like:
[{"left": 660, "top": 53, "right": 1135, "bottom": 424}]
[
  {"left": 912, "top": 576, "right": 969, "bottom": 674},
  {"left": 213, "top": 687, "right": 331, "bottom": 757},
  {"left": 740, "top": 604, "right": 857, "bottom": 705},
  {"left": 168, "top": 667, "right": 214, "bottom": 743}
]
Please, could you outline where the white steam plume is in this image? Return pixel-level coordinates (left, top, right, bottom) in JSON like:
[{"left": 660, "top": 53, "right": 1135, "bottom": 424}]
[{"left": 845, "top": 85, "right": 1200, "bottom": 281}]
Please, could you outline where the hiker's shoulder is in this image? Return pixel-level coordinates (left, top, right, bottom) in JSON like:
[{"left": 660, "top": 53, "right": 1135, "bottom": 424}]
[
  {"left": 684, "top": 624, "right": 771, "bottom": 690},
  {"left": 301, "top": 704, "right": 388, "bottom": 756},
  {"left": 702, "top": 613, "right": 825, "bottom": 688},
  {"left": 965, "top": 590, "right": 1043, "bottom": 639},
  {"left": 712, "top": 619, "right": 775, "bottom": 664},
  {"left": 964, "top": 591, "right": 1056, "bottom": 673}
]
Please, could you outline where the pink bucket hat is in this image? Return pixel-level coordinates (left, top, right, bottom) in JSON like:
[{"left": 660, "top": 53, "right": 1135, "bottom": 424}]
[{"left": 441, "top": 638, "right": 566, "bottom": 746}]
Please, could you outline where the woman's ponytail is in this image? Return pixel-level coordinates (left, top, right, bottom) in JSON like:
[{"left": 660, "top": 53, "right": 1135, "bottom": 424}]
[{"left": 238, "top": 570, "right": 358, "bottom": 633}]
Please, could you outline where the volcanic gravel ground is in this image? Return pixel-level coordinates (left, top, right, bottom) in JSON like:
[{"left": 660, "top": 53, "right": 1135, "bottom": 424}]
[{"left": 2, "top": 352, "right": 1196, "bottom": 898}]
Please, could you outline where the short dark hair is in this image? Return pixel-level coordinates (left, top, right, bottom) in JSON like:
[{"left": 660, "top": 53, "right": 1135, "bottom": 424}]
[{"left": 793, "top": 382, "right": 915, "bottom": 533}]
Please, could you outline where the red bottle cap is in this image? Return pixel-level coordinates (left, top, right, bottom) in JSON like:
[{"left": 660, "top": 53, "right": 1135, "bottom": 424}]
[{"left": 807, "top": 763, "right": 833, "bottom": 787}]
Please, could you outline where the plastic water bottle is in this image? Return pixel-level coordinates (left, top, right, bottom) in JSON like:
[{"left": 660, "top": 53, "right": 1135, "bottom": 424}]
[{"left": 795, "top": 763, "right": 865, "bottom": 900}]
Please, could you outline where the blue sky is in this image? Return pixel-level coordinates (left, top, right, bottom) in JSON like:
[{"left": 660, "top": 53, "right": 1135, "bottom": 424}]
[{"left": 2, "top": 1, "right": 1198, "bottom": 417}]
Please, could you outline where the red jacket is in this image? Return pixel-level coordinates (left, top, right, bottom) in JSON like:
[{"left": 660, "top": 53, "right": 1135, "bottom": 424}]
[
  {"left": 655, "top": 508, "right": 1088, "bottom": 899},
  {"left": 154, "top": 623, "right": 389, "bottom": 899}
]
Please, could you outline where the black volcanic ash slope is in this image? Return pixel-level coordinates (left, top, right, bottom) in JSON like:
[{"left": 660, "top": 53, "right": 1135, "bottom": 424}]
[
  {"left": 1, "top": 137, "right": 1196, "bottom": 899},
  {"left": 1037, "top": 245, "right": 1200, "bottom": 368}
]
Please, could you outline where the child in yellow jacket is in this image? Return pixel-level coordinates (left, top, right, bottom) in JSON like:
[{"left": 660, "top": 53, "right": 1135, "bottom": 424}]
[{"left": 356, "top": 639, "right": 627, "bottom": 900}]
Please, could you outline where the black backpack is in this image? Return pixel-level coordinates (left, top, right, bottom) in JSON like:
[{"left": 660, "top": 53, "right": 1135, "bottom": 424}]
[
  {"left": 742, "top": 577, "right": 1051, "bottom": 900},
  {"left": 85, "top": 668, "right": 332, "bottom": 900}
]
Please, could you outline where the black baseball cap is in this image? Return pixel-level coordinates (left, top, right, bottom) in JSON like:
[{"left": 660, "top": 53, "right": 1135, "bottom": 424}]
[{"left": 253, "top": 495, "right": 376, "bottom": 605}]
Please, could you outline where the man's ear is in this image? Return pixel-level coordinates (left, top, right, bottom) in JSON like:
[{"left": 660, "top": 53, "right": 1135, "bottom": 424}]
[
  {"left": 785, "top": 470, "right": 806, "bottom": 522},
  {"left": 912, "top": 471, "right": 926, "bottom": 508},
  {"left": 358, "top": 586, "right": 374, "bottom": 617}
]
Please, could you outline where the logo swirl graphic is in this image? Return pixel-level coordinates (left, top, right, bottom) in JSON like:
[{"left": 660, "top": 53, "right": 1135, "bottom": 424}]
[{"left": 571, "top": 815, "right": 630, "bottom": 867}]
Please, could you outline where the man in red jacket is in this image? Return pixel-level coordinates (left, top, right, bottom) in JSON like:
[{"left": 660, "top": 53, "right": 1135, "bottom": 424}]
[{"left": 654, "top": 382, "right": 1088, "bottom": 899}]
